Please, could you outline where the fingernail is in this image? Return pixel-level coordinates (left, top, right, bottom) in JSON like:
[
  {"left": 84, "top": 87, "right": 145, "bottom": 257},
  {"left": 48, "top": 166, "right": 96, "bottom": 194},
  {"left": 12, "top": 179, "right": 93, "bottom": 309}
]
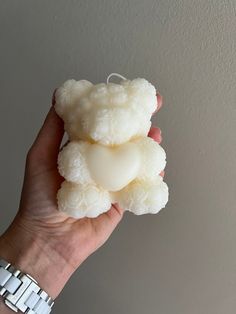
[{"left": 156, "top": 93, "right": 163, "bottom": 109}]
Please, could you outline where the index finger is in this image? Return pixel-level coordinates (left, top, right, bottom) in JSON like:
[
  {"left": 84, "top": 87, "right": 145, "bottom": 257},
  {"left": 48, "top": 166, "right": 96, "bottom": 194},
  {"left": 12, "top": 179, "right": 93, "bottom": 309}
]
[{"left": 152, "top": 93, "right": 163, "bottom": 116}]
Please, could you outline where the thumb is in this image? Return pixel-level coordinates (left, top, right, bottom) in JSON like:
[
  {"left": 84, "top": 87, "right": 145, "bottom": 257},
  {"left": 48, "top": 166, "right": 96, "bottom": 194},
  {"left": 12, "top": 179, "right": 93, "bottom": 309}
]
[{"left": 27, "top": 90, "right": 64, "bottom": 168}]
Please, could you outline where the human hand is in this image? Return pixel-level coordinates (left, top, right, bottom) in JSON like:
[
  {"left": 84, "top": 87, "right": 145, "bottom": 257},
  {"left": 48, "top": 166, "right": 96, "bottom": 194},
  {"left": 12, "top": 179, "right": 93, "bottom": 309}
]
[{"left": 0, "top": 91, "right": 164, "bottom": 299}]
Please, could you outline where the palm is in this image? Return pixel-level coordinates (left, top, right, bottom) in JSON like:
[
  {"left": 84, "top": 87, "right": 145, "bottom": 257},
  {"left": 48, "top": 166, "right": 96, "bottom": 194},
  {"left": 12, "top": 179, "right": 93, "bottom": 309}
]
[{"left": 18, "top": 154, "right": 122, "bottom": 269}]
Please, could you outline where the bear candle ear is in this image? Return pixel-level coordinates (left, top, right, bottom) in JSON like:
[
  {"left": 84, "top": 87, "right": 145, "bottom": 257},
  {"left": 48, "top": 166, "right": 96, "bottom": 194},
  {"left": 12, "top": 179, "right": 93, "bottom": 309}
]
[{"left": 55, "top": 79, "right": 93, "bottom": 118}]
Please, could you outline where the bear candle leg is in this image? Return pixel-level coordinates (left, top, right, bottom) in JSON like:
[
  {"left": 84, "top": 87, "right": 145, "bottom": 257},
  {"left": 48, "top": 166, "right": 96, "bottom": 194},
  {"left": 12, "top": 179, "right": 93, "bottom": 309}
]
[
  {"left": 57, "top": 181, "right": 112, "bottom": 219},
  {"left": 115, "top": 176, "right": 169, "bottom": 215}
]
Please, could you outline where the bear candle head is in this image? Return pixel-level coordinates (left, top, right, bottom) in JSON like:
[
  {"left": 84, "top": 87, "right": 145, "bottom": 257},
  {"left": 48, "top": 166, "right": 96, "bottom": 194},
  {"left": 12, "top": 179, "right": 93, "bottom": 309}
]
[{"left": 55, "top": 78, "right": 157, "bottom": 146}]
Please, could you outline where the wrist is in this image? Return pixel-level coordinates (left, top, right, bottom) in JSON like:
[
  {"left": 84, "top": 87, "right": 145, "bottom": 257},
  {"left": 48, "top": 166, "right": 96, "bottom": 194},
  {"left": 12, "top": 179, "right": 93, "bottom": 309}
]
[{"left": 0, "top": 217, "right": 74, "bottom": 299}]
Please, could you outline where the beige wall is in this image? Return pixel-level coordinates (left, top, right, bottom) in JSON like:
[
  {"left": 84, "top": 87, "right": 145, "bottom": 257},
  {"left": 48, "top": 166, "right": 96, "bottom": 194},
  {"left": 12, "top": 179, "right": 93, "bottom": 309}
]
[{"left": 0, "top": 1, "right": 236, "bottom": 313}]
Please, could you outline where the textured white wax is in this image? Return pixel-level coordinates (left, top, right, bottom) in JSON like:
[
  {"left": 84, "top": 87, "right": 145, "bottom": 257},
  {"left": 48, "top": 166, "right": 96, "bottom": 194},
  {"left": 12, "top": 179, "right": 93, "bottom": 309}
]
[{"left": 55, "top": 76, "right": 169, "bottom": 218}]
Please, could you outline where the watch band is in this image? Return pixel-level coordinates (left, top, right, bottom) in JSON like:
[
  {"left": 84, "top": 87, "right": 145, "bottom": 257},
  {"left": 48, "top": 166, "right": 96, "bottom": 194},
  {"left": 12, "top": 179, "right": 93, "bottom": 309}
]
[{"left": 0, "top": 258, "right": 54, "bottom": 313}]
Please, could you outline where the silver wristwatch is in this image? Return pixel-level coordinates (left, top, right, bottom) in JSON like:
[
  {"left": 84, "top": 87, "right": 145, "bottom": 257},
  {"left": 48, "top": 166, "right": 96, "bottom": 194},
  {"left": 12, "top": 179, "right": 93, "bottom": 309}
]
[{"left": 0, "top": 258, "right": 54, "bottom": 313}]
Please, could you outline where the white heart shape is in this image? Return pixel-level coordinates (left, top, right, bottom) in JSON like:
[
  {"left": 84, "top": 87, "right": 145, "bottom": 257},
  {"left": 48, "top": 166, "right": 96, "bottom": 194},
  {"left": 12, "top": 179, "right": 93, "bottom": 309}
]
[{"left": 86, "top": 142, "right": 141, "bottom": 191}]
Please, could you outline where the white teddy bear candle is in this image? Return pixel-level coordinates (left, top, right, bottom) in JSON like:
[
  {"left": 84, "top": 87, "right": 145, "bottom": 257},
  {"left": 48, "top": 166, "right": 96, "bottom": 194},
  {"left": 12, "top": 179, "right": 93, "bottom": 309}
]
[{"left": 55, "top": 74, "right": 169, "bottom": 218}]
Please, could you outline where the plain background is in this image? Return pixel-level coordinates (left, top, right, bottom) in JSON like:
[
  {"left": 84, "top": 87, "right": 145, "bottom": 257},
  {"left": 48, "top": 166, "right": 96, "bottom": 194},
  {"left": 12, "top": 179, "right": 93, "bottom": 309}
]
[{"left": 0, "top": 1, "right": 236, "bottom": 313}]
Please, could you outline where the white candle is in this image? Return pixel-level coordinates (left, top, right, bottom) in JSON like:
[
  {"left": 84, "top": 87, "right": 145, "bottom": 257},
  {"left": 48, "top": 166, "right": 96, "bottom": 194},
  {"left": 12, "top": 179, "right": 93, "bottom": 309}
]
[{"left": 55, "top": 74, "right": 168, "bottom": 219}]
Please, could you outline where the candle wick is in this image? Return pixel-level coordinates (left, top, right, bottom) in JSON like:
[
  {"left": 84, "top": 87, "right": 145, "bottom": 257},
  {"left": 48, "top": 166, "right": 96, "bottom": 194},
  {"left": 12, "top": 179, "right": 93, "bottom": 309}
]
[{"left": 107, "top": 73, "right": 127, "bottom": 84}]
